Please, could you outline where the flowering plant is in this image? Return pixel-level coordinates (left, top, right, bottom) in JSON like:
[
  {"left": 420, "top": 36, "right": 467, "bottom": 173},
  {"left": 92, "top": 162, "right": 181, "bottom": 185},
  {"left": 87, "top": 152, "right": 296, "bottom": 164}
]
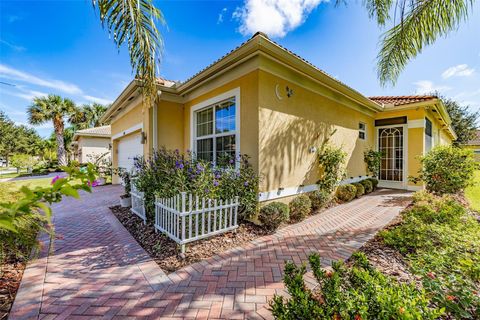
[{"left": 133, "top": 148, "right": 259, "bottom": 222}]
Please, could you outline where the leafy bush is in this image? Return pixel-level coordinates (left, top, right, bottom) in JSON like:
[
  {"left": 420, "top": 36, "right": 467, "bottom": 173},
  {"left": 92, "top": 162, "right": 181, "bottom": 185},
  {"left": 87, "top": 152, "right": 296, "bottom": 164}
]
[
  {"left": 416, "top": 146, "right": 477, "bottom": 194},
  {"left": 364, "top": 149, "right": 383, "bottom": 177},
  {"left": 317, "top": 144, "right": 347, "bottom": 193},
  {"left": 289, "top": 195, "right": 312, "bottom": 222},
  {"left": 270, "top": 252, "right": 441, "bottom": 319},
  {"left": 360, "top": 179, "right": 373, "bottom": 193},
  {"left": 335, "top": 184, "right": 356, "bottom": 202},
  {"left": 259, "top": 202, "right": 289, "bottom": 231},
  {"left": 10, "top": 154, "right": 36, "bottom": 173},
  {"left": 308, "top": 190, "right": 331, "bottom": 211},
  {"left": 134, "top": 148, "right": 259, "bottom": 222},
  {"left": 369, "top": 177, "right": 379, "bottom": 189},
  {"left": 352, "top": 182, "right": 364, "bottom": 198},
  {"left": 380, "top": 192, "right": 480, "bottom": 318}
]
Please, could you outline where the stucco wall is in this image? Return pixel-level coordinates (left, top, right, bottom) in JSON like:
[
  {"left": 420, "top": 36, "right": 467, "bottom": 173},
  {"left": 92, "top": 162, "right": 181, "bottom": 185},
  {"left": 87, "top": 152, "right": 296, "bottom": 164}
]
[
  {"left": 156, "top": 100, "right": 184, "bottom": 151},
  {"left": 258, "top": 70, "right": 375, "bottom": 192},
  {"left": 183, "top": 70, "right": 260, "bottom": 171},
  {"left": 77, "top": 136, "right": 111, "bottom": 163}
]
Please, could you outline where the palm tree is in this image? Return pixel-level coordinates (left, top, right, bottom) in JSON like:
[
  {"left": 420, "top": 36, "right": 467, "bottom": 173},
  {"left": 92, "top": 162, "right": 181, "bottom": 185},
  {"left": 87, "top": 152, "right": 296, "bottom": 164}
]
[
  {"left": 92, "top": 0, "right": 165, "bottom": 104},
  {"left": 27, "top": 95, "right": 76, "bottom": 166},
  {"left": 69, "top": 103, "right": 109, "bottom": 130},
  {"left": 362, "top": 0, "right": 475, "bottom": 85}
]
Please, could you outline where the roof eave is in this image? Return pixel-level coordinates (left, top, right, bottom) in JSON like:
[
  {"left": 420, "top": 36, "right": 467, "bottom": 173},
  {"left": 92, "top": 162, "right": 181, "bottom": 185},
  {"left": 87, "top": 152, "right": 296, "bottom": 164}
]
[{"left": 100, "top": 80, "right": 141, "bottom": 123}]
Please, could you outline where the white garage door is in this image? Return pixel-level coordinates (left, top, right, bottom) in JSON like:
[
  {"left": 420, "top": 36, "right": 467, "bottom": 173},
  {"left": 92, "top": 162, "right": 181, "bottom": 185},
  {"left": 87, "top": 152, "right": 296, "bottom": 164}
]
[{"left": 117, "top": 132, "right": 142, "bottom": 172}]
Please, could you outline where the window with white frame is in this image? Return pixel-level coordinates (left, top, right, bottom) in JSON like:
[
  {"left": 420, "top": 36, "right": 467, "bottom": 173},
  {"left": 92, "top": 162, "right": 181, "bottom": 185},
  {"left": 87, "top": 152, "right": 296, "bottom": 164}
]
[
  {"left": 425, "top": 117, "right": 433, "bottom": 153},
  {"left": 194, "top": 97, "right": 237, "bottom": 166},
  {"left": 359, "top": 122, "right": 366, "bottom": 140}
]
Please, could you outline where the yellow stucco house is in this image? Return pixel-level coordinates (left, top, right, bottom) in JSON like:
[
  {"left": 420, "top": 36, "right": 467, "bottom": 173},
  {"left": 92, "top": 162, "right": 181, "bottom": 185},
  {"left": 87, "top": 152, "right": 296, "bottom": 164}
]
[
  {"left": 463, "top": 130, "right": 480, "bottom": 161},
  {"left": 101, "top": 32, "right": 456, "bottom": 201}
]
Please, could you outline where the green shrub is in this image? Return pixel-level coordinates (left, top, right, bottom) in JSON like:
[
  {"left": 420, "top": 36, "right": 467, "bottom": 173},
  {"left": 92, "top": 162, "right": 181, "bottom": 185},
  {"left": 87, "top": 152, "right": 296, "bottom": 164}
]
[
  {"left": 417, "top": 146, "right": 477, "bottom": 194},
  {"left": 335, "top": 184, "right": 356, "bottom": 202},
  {"left": 380, "top": 192, "right": 480, "bottom": 318},
  {"left": 364, "top": 149, "right": 383, "bottom": 177},
  {"left": 289, "top": 195, "right": 312, "bottom": 222},
  {"left": 369, "top": 177, "right": 379, "bottom": 189},
  {"left": 317, "top": 144, "right": 347, "bottom": 194},
  {"left": 352, "top": 182, "right": 364, "bottom": 198},
  {"left": 134, "top": 148, "right": 260, "bottom": 222},
  {"left": 308, "top": 190, "right": 331, "bottom": 211},
  {"left": 270, "top": 252, "right": 442, "bottom": 319},
  {"left": 360, "top": 179, "right": 373, "bottom": 193},
  {"left": 259, "top": 202, "right": 289, "bottom": 231}
]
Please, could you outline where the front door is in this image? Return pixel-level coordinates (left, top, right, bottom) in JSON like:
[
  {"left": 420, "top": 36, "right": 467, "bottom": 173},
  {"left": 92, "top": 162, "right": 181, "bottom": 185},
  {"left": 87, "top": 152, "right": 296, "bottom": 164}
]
[{"left": 377, "top": 126, "right": 406, "bottom": 189}]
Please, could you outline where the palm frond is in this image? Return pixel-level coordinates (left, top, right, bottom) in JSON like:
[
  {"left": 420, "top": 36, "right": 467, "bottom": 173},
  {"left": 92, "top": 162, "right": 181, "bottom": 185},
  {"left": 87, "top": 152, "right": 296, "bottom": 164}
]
[
  {"left": 93, "top": 0, "right": 165, "bottom": 106},
  {"left": 377, "top": 0, "right": 474, "bottom": 86},
  {"left": 364, "top": 0, "right": 394, "bottom": 25}
]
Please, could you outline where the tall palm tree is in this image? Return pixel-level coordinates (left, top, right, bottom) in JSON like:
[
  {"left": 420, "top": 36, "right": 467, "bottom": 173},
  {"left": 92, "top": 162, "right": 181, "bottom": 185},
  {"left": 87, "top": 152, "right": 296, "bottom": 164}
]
[
  {"left": 69, "top": 103, "right": 109, "bottom": 130},
  {"left": 27, "top": 95, "right": 76, "bottom": 166},
  {"left": 362, "top": 0, "right": 475, "bottom": 85},
  {"left": 92, "top": 0, "right": 165, "bottom": 104}
]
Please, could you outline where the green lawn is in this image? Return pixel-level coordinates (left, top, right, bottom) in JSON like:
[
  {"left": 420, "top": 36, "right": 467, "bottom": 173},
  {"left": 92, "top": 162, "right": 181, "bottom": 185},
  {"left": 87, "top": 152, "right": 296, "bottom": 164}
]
[
  {"left": 465, "top": 170, "right": 480, "bottom": 211},
  {"left": 0, "top": 178, "right": 53, "bottom": 203}
]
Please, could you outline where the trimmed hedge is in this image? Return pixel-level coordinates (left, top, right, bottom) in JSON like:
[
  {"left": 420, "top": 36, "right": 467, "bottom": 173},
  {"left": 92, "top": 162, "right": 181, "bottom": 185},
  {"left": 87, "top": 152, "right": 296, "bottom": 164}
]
[
  {"left": 308, "top": 190, "right": 331, "bottom": 211},
  {"left": 289, "top": 195, "right": 312, "bottom": 222},
  {"left": 360, "top": 179, "right": 373, "bottom": 193},
  {"left": 336, "top": 184, "right": 356, "bottom": 202},
  {"left": 259, "top": 202, "right": 289, "bottom": 231},
  {"left": 352, "top": 182, "right": 365, "bottom": 198},
  {"left": 369, "top": 177, "right": 379, "bottom": 189}
]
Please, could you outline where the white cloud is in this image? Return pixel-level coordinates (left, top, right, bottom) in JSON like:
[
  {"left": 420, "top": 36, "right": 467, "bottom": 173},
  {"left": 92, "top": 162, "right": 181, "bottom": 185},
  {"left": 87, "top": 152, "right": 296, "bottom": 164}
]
[
  {"left": 441, "top": 64, "right": 475, "bottom": 79},
  {"left": 233, "top": 0, "right": 325, "bottom": 38},
  {"left": 82, "top": 95, "right": 112, "bottom": 105},
  {"left": 1, "top": 86, "right": 48, "bottom": 101},
  {"left": 413, "top": 80, "right": 451, "bottom": 95},
  {"left": 0, "top": 64, "right": 82, "bottom": 95},
  {"left": 0, "top": 39, "right": 25, "bottom": 52},
  {"left": 217, "top": 7, "right": 228, "bottom": 24}
]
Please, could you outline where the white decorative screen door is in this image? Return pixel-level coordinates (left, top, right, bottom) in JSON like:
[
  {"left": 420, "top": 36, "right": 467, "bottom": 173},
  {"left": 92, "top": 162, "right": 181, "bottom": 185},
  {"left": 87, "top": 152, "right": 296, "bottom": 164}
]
[{"left": 378, "top": 127, "right": 404, "bottom": 183}]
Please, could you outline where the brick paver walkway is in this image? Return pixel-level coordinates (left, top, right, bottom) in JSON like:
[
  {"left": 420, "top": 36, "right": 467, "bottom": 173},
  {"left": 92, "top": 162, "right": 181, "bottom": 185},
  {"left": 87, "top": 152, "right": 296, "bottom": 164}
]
[{"left": 10, "top": 186, "right": 411, "bottom": 320}]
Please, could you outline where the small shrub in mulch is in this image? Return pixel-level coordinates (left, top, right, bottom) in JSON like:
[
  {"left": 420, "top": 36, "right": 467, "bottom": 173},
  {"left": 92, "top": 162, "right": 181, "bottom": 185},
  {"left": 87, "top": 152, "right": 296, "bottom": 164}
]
[
  {"left": 335, "top": 184, "right": 356, "bottom": 202},
  {"left": 110, "top": 206, "right": 269, "bottom": 273},
  {"left": 258, "top": 202, "right": 289, "bottom": 231},
  {"left": 289, "top": 195, "right": 311, "bottom": 222}
]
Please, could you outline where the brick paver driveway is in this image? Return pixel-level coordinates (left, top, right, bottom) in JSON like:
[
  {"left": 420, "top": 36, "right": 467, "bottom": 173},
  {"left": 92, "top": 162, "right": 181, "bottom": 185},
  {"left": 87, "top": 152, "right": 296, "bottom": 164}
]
[{"left": 10, "top": 186, "right": 411, "bottom": 320}]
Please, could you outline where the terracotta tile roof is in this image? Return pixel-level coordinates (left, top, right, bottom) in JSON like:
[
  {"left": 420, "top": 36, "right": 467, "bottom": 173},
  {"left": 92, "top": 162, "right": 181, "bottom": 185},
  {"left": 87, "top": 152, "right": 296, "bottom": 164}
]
[
  {"left": 369, "top": 95, "right": 438, "bottom": 106},
  {"left": 75, "top": 125, "right": 111, "bottom": 137},
  {"left": 466, "top": 130, "right": 480, "bottom": 145}
]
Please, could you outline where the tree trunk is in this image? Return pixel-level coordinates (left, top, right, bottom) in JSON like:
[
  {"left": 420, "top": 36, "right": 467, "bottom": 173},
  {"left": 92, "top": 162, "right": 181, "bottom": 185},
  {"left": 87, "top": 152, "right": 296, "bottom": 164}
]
[{"left": 54, "top": 118, "right": 67, "bottom": 167}]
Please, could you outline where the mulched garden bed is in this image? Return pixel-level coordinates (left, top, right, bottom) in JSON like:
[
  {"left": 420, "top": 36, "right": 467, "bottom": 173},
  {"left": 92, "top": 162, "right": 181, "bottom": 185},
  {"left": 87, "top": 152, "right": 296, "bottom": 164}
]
[
  {"left": 110, "top": 205, "right": 270, "bottom": 273},
  {"left": 0, "top": 259, "right": 26, "bottom": 320}
]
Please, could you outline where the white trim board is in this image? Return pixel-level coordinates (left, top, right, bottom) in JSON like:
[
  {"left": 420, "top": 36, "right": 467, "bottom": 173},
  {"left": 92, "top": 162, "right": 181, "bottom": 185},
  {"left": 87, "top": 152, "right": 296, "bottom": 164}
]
[
  {"left": 258, "top": 175, "right": 372, "bottom": 202},
  {"left": 112, "top": 123, "right": 143, "bottom": 140},
  {"left": 407, "top": 119, "right": 425, "bottom": 129}
]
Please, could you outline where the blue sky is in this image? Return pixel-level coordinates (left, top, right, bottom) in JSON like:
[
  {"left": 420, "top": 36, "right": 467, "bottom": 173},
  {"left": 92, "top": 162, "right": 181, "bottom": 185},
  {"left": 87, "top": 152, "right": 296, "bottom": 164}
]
[{"left": 1, "top": 0, "right": 479, "bottom": 137}]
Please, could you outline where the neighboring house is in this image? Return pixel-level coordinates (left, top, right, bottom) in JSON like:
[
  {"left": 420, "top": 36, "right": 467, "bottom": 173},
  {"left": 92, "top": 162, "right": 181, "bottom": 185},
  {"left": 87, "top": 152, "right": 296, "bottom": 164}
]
[
  {"left": 72, "top": 126, "right": 112, "bottom": 164},
  {"left": 463, "top": 130, "right": 480, "bottom": 161},
  {"left": 101, "top": 32, "right": 456, "bottom": 201}
]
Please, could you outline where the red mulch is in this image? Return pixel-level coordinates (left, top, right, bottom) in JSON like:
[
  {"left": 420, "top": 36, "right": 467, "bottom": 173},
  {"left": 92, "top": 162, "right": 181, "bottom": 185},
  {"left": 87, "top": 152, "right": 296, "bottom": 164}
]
[
  {"left": 110, "top": 206, "right": 270, "bottom": 273},
  {"left": 0, "top": 259, "right": 26, "bottom": 320}
]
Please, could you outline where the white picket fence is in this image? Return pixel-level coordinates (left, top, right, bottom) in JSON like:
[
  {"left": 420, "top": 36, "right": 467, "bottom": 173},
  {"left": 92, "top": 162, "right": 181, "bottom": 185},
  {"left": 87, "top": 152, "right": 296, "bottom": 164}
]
[
  {"left": 130, "top": 183, "right": 146, "bottom": 224},
  {"left": 155, "top": 192, "right": 239, "bottom": 253}
]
